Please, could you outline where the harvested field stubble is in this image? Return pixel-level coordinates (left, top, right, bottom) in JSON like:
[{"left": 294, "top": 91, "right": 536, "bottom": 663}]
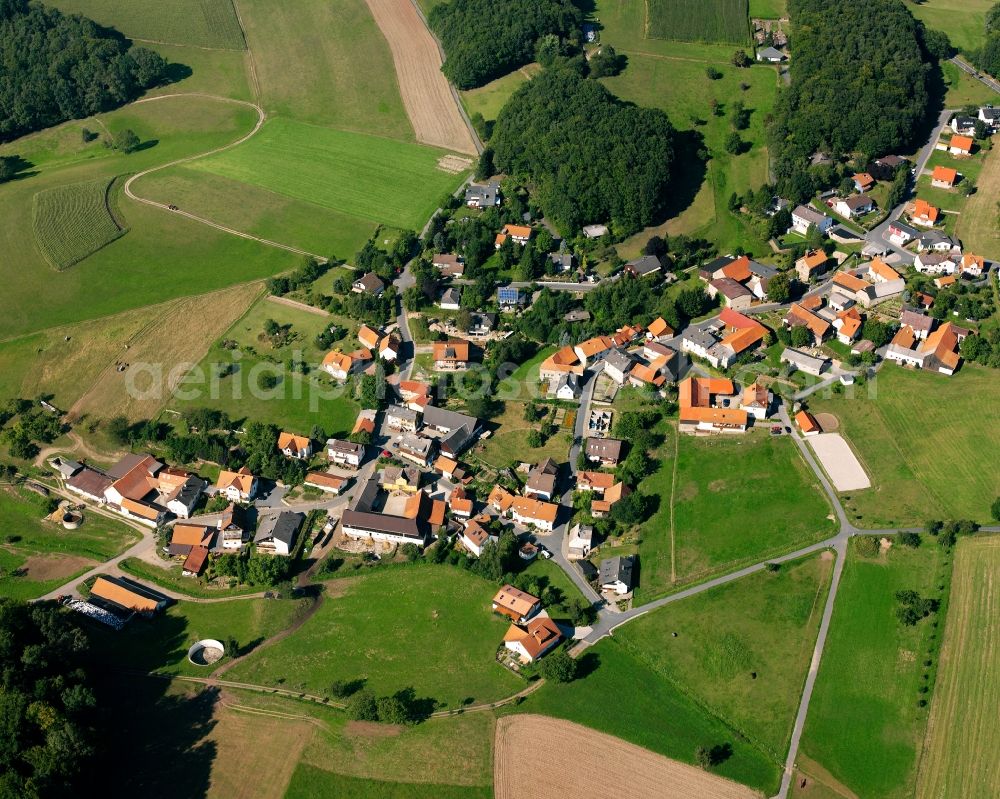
[
  {"left": 363, "top": 0, "right": 478, "bottom": 154},
  {"left": 495, "top": 715, "right": 761, "bottom": 799}
]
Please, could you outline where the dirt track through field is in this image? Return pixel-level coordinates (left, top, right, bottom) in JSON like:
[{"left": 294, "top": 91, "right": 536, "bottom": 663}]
[
  {"left": 363, "top": 0, "right": 478, "bottom": 155},
  {"left": 494, "top": 715, "right": 762, "bottom": 799}
]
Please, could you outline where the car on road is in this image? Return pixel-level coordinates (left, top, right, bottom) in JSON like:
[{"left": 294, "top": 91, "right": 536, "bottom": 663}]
[{"left": 381, "top": 449, "right": 392, "bottom": 458}]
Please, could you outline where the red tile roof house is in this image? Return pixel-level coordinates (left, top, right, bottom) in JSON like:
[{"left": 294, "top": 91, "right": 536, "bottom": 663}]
[
  {"left": 103, "top": 454, "right": 205, "bottom": 527},
  {"left": 503, "top": 614, "right": 563, "bottom": 663},
  {"left": 492, "top": 584, "right": 542, "bottom": 624},
  {"left": 278, "top": 432, "right": 312, "bottom": 460},
  {"left": 215, "top": 466, "right": 257, "bottom": 502}
]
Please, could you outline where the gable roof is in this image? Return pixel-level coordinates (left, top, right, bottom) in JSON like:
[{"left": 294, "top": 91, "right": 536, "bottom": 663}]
[
  {"left": 786, "top": 303, "right": 831, "bottom": 338},
  {"left": 91, "top": 575, "right": 168, "bottom": 613},
  {"left": 503, "top": 615, "right": 562, "bottom": 659},
  {"left": 353, "top": 272, "right": 385, "bottom": 292},
  {"left": 278, "top": 431, "right": 310, "bottom": 452},
  {"left": 913, "top": 199, "right": 939, "bottom": 223},
  {"left": 795, "top": 410, "right": 820, "bottom": 434},
  {"left": 433, "top": 339, "right": 470, "bottom": 362},
  {"left": 510, "top": 496, "right": 559, "bottom": 524},
  {"left": 493, "top": 584, "right": 540, "bottom": 617},
  {"left": 932, "top": 165, "right": 957, "bottom": 184},
  {"left": 950, "top": 134, "right": 974, "bottom": 151},
  {"left": 358, "top": 324, "right": 381, "bottom": 349},
  {"left": 647, "top": 317, "right": 673, "bottom": 338},
  {"left": 868, "top": 258, "right": 901, "bottom": 282},
  {"left": 832, "top": 271, "right": 870, "bottom": 293}
]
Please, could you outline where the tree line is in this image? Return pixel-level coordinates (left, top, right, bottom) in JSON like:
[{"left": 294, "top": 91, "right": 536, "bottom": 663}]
[
  {"left": 0, "top": 0, "right": 168, "bottom": 142},
  {"left": 428, "top": 0, "right": 581, "bottom": 89},
  {"left": 768, "top": 0, "right": 933, "bottom": 203},
  {"left": 489, "top": 66, "right": 677, "bottom": 237}
]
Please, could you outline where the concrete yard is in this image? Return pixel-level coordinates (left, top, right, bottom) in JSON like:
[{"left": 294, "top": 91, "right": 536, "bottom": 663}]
[{"left": 808, "top": 433, "right": 871, "bottom": 492}]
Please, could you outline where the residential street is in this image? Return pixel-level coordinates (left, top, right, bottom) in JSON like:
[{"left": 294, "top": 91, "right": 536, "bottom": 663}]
[{"left": 865, "top": 108, "right": 953, "bottom": 262}]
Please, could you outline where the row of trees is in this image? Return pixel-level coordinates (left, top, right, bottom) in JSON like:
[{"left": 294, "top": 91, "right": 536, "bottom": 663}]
[
  {"left": 429, "top": 0, "right": 582, "bottom": 89},
  {"left": 490, "top": 66, "right": 677, "bottom": 237},
  {"left": 0, "top": 0, "right": 168, "bottom": 141},
  {"left": 768, "top": 0, "right": 932, "bottom": 202}
]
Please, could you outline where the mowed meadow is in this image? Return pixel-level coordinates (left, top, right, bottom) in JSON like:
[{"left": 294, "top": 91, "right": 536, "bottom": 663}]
[
  {"left": 796, "top": 541, "right": 944, "bottom": 799},
  {"left": 809, "top": 365, "right": 1000, "bottom": 527},
  {"left": 0, "top": 95, "right": 300, "bottom": 339},
  {"left": 51, "top": 0, "right": 247, "bottom": 49},
  {"left": 646, "top": 0, "right": 750, "bottom": 45},
  {"left": 186, "top": 119, "right": 464, "bottom": 229},
  {"left": 916, "top": 536, "right": 1000, "bottom": 799}
]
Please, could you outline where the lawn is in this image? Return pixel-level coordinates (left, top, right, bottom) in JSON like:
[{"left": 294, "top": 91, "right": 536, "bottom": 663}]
[
  {"left": 32, "top": 176, "right": 128, "bottom": 270},
  {"left": 461, "top": 64, "right": 540, "bottom": 123},
  {"left": 941, "top": 59, "right": 1000, "bottom": 109},
  {"left": 616, "top": 553, "right": 832, "bottom": 761},
  {"left": 0, "top": 96, "right": 300, "bottom": 339},
  {"left": 169, "top": 293, "right": 360, "bottom": 434},
  {"left": 190, "top": 119, "right": 465, "bottom": 230},
  {"left": 646, "top": 0, "right": 750, "bottom": 45},
  {"left": 237, "top": 0, "right": 412, "bottom": 139},
  {"left": 87, "top": 595, "right": 311, "bottom": 677},
  {"left": 51, "top": 0, "right": 246, "bottom": 49},
  {"left": 0, "top": 487, "right": 139, "bottom": 600},
  {"left": 909, "top": 0, "right": 994, "bottom": 54},
  {"left": 473, "top": 401, "right": 573, "bottom": 469},
  {"left": 670, "top": 434, "right": 835, "bottom": 585},
  {"left": 916, "top": 535, "right": 1000, "bottom": 799},
  {"left": 796, "top": 540, "right": 944, "bottom": 798},
  {"left": 224, "top": 566, "right": 523, "bottom": 709},
  {"left": 516, "top": 639, "right": 781, "bottom": 793},
  {"left": 808, "top": 364, "right": 1000, "bottom": 527}
]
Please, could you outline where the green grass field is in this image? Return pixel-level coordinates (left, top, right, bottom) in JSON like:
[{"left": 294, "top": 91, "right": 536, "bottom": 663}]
[
  {"left": 191, "top": 119, "right": 464, "bottom": 230},
  {"left": 88, "top": 596, "right": 310, "bottom": 677},
  {"left": 616, "top": 553, "right": 832, "bottom": 761},
  {"left": 51, "top": 0, "right": 245, "bottom": 49},
  {"left": 916, "top": 536, "right": 1000, "bottom": 799},
  {"left": 0, "top": 487, "right": 139, "bottom": 600},
  {"left": 225, "top": 566, "right": 523, "bottom": 709},
  {"left": 809, "top": 365, "right": 1000, "bottom": 527},
  {"left": 517, "top": 639, "right": 781, "bottom": 793},
  {"left": 285, "top": 766, "right": 491, "bottom": 799},
  {"left": 472, "top": 401, "right": 573, "bottom": 469},
  {"left": 169, "top": 294, "right": 359, "bottom": 434},
  {"left": 909, "top": 0, "right": 994, "bottom": 54},
  {"left": 797, "top": 541, "right": 943, "bottom": 798},
  {"left": 664, "top": 435, "right": 834, "bottom": 588},
  {"left": 32, "top": 176, "right": 128, "bottom": 270},
  {"left": 748, "top": 0, "right": 787, "bottom": 18},
  {"left": 136, "top": 166, "right": 375, "bottom": 261},
  {"left": 646, "top": 0, "right": 750, "bottom": 45},
  {"left": 0, "top": 96, "right": 300, "bottom": 339},
  {"left": 591, "top": 0, "right": 778, "bottom": 257},
  {"left": 238, "top": 0, "right": 412, "bottom": 139},
  {"left": 461, "top": 64, "right": 539, "bottom": 123}
]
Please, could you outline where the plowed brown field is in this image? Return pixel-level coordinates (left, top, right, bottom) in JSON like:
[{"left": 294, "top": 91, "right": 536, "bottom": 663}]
[
  {"left": 494, "top": 715, "right": 762, "bottom": 799},
  {"left": 364, "top": 0, "right": 478, "bottom": 155}
]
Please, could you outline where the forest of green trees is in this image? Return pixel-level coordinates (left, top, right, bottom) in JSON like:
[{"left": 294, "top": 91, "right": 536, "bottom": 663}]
[
  {"left": 429, "top": 0, "right": 581, "bottom": 89},
  {"left": 0, "top": 600, "right": 97, "bottom": 798},
  {"left": 768, "top": 0, "right": 931, "bottom": 202},
  {"left": 490, "top": 67, "right": 676, "bottom": 237},
  {"left": 0, "top": 0, "right": 167, "bottom": 141},
  {"left": 975, "top": 3, "right": 1000, "bottom": 79}
]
